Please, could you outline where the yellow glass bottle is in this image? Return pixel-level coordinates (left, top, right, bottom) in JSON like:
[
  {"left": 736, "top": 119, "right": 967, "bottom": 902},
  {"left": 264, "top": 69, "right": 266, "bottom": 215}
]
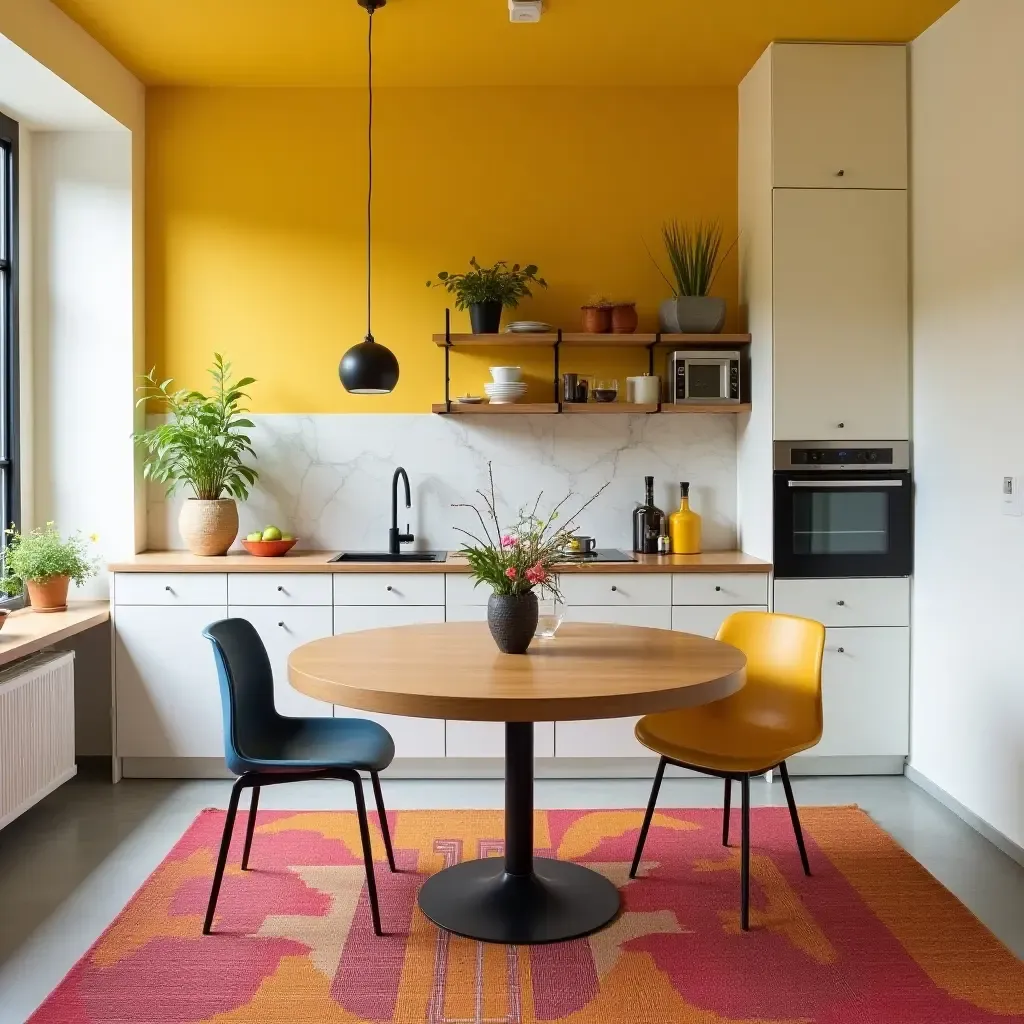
[{"left": 669, "top": 481, "right": 702, "bottom": 554}]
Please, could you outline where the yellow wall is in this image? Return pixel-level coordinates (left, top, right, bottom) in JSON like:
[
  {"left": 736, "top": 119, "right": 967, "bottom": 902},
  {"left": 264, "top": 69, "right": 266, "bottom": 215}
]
[{"left": 147, "top": 86, "right": 737, "bottom": 413}]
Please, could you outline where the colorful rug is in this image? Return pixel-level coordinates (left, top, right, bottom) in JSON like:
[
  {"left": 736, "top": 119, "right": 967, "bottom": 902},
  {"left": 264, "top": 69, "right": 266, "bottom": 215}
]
[{"left": 29, "top": 806, "right": 1024, "bottom": 1023}]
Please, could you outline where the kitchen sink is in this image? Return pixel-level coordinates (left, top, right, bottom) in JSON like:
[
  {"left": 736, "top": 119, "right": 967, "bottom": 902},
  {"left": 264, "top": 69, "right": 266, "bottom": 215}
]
[{"left": 330, "top": 551, "right": 449, "bottom": 563}]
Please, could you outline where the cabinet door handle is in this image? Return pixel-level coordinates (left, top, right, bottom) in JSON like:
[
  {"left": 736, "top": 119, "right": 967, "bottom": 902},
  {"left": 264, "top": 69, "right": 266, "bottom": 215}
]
[{"left": 837, "top": 600, "right": 845, "bottom": 606}]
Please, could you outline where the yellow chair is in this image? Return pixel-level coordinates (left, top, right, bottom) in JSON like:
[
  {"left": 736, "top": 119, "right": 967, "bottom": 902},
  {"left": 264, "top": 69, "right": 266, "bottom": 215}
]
[{"left": 630, "top": 610, "right": 825, "bottom": 931}]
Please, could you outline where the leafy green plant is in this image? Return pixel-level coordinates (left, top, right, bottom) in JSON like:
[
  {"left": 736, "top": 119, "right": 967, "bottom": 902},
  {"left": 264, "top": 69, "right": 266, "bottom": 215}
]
[
  {"left": 133, "top": 354, "right": 258, "bottom": 502},
  {"left": 650, "top": 220, "right": 736, "bottom": 297},
  {"left": 1, "top": 523, "right": 98, "bottom": 595},
  {"left": 453, "top": 464, "right": 607, "bottom": 599},
  {"left": 427, "top": 258, "right": 547, "bottom": 310}
]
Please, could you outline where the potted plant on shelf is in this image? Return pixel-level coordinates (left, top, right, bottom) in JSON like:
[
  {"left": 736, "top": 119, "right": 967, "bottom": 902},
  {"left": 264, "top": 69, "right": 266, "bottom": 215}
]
[
  {"left": 651, "top": 219, "right": 736, "bottom": 333},
  {"left": 454, "top": 465, "right": 607, "bottom": 654},
  {"left": 1, "top": 523, "right": 98, "bottom": 612},
  {"left": 134, "top": 354, "right": 258, "bottom": 557},
  {"left": 428, "top": 258, "right": 547, "bottom": 334}
]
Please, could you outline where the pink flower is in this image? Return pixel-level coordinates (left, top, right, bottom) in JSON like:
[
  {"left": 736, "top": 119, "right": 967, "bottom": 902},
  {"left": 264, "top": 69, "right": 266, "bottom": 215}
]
[
  {"left": 505, "top": 566, "right": 518, "bottom": 579},
  {"left": 501, "top": 534, "right": 519, "bottom": 548},
  {"left": 525, "top": 562, "right": 548, "bottom": 585}
]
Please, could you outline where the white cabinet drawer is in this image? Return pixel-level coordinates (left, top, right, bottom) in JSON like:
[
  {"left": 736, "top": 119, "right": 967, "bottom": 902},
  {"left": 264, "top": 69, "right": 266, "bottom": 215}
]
[
  {"left": 333, "top": 573, "right": 445, "bottom": 606},
  {"left": 555, "top": 718, "right": 652, "bottom": 759},
  {"left": 333, "top": 604, "right": 446, "bottom": 758},
  {"left": 559, "top": 574, "right": 671, "bottom": 607},
  {"left": 230, "top": 606, "right": 333, "bottom": 718},
  {"left": 115, "top": 573, "right": 227, "bottom": 606},
  {"left": 445, "top": 573, "right": 489, "bottom": 606},
  {"left": 671, "top": 605, "right": 766, "bottom": 639},
  {"left": 446, "top": 722, "right": 555, "bottom": 759},
  {"left": 228, "top": 573, "right": 332, "bottom": 606},
  {"left": 810, "top": 626, "right": 910, "bottom": 757},
  {"left": 563, "top": 605, "right": 672, "bottom": 630},
  {"left": 672, "top": 573, "right": 768, "bottom": 606},
  {"left": 774, "top": 577, "right": 909, "bottom": 627}
]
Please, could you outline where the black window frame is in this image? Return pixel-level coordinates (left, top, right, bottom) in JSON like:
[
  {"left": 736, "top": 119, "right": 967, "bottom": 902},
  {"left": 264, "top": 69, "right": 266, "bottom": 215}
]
[{"left": 0, "top": 110, "right": 21, "bottom": 607}]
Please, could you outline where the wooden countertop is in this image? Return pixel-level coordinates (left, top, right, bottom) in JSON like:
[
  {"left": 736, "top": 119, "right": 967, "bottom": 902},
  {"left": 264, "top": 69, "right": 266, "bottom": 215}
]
[
  {"left": 0, "top": 601, "right": 110, "bottom": 670},
  {"left": 108, "top": 550, "right": 771, "bottom": 574}
]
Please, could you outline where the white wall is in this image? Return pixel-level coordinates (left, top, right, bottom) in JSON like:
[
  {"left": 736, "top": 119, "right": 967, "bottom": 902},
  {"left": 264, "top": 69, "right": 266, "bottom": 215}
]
[
  {"left": 31, "top": 131, "right": 135, "bottom": 598},
  {"left": 909, "top": 0, "right": 1024, "bottom": 850}
]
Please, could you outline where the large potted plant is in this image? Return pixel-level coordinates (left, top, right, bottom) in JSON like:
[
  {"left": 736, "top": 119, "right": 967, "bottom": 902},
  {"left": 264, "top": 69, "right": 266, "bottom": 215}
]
[
  {"left": 428, "top": 258, "right": 547, "bottom": 334},
  {"left": 455, "top": 465, "right": 606, "bottom": 654},
  {"left": 134, "top": 354, "right": 258, "bottom": 557},
  {"left": 653, "top": 220, "right": 735, "bottom": 333},
  {"left": 1, "top": 523, "right": 98, "bottom": 612}
]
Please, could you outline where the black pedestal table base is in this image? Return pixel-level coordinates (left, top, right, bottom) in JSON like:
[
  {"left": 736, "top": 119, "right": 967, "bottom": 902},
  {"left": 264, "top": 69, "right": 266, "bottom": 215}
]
[{"left": 417, "top": 721, "right": 621, "bottom": 944}]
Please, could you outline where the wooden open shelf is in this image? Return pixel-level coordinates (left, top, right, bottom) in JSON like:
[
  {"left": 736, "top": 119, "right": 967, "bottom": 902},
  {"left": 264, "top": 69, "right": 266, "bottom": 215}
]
[
  {"left": 431, "top": 402, "right": 560, "bottom": 415},
  {"left": 660, "top": 402, "right": 752, "bottom": 414},
  {"left": 561, "top": 402, "right": 659, "bottom": 414},
  {"left": 432, "top": 402, "right": 750, "bottom": 416},
  {"left": 432, "top": 332, "right": 750, "bottom": 348}
]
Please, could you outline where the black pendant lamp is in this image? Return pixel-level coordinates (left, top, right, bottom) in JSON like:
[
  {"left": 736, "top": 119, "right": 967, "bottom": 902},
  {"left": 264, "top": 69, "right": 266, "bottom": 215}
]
[{"left": 339, "top": 0, "right": 399, "bottom": 394}]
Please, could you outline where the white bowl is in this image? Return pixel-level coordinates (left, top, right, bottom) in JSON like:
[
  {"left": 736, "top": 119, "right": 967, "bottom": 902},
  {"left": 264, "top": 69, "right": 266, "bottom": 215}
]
[{"left": 490, "top": 366, "right": 523, "bottom": 384}]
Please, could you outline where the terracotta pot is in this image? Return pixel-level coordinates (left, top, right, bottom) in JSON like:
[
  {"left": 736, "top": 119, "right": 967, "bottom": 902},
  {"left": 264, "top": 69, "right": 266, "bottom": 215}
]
[
  {"left": 27, "top": 575, "right": 71, "bottom": 613},
  {"left": 487, "top": 590, "right": 539, "bottom": 654},
  {"left": 611, "top": 303, "right": 638, "bottom": 333},
  {"left": 178, "top": 498, "right": 238, "bottom": 556},
  {"left": 581, "top": 306, "right": 612, "bottom": 333}
]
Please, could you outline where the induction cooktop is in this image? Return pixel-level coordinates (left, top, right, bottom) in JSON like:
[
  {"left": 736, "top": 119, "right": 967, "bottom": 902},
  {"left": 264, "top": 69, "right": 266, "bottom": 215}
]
[{"left": 557, "top": 549, "right": 636, "bottom": 563}]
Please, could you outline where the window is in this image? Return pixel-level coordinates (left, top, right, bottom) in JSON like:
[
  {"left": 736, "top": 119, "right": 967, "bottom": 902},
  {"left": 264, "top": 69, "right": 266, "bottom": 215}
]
[{"left": 0, "top": 111, "right": 20, "bottom": 582}]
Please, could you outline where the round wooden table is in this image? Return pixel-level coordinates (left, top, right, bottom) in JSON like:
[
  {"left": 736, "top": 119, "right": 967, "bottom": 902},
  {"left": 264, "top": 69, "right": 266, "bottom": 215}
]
[{"left": 289, "top": 621, "right": 746, "bottom": 945}]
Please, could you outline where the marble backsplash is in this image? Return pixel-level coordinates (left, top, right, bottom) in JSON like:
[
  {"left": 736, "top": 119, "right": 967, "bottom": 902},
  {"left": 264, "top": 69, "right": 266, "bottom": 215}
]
[{"left": 148, "top": 414, "right": 738, "bottom": 553}]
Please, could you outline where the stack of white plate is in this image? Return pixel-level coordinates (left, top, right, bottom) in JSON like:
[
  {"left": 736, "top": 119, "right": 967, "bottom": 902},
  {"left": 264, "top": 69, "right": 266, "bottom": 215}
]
[
  {"left": 505, "top": 321, "right": 553, "bottom": 333},
  {"left": 484, "top": 382, "right": 528, "bottom": 404}
]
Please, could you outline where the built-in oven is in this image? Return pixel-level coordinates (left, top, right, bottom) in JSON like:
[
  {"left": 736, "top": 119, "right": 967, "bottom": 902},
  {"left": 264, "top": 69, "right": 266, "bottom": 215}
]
[{"left": 773, "top": 441, "right": 912, "bottom": 579}]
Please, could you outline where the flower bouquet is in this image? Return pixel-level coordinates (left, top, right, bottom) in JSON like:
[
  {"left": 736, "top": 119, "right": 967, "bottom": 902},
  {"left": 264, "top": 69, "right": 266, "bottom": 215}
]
[{"left": 454, "top": 465, "right": 607, "bottom": 653}]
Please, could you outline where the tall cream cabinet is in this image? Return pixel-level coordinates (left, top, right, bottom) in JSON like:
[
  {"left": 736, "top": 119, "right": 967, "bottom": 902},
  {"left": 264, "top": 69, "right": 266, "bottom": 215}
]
[{"left": 739, "top": 42, "right": 910, "bottom": 445}]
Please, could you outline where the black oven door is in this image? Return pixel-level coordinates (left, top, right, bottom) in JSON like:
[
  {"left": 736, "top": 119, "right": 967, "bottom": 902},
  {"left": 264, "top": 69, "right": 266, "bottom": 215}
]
[{"left": 773, "top": 471, "right": 913, "bottom": 578}]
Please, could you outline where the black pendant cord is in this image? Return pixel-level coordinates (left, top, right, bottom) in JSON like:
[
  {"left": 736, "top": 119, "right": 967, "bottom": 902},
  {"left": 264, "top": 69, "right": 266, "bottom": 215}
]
[{"left": 365, "top": 6, "right": 374, "bottom": 342}]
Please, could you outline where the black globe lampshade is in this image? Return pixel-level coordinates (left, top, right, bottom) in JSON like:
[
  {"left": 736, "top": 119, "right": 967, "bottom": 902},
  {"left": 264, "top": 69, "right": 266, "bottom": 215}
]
[{"left": 339, "top": 335, "right": 399, "bottom": 394}]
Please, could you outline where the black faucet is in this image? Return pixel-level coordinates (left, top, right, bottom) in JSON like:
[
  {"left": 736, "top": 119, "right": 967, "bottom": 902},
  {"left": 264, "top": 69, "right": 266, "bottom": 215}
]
[{"left": 388, "top": 467, "right": 414, "bottom": 555}]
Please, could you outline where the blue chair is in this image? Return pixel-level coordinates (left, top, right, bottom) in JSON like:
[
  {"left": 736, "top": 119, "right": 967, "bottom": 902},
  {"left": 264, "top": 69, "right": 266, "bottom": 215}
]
[{"left": 202, "top": 618, "right": 397, "bottom": 936}]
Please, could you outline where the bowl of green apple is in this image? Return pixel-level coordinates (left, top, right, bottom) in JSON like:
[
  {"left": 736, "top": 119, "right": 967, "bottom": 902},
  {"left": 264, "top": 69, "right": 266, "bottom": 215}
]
[{"left": 241, "top": 525, "right": 297, "bottom": 557}]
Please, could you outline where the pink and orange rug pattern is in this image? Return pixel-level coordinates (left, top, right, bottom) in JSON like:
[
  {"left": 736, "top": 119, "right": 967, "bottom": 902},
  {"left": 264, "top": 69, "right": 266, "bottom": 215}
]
[{"left": 29, "top": 806, "right": 1024, "bottom": 1023}]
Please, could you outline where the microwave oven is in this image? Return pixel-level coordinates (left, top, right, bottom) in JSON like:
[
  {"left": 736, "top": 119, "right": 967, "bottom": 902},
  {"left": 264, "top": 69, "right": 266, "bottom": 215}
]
[{"left": 668, "top": 350, "right": 742, "bottom": 404}]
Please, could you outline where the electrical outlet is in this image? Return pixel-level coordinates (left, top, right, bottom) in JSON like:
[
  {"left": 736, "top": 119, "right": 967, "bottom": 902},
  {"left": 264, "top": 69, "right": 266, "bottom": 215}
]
[{"left": 1002, "top": 476, "right": 1022, "bottom": 516}]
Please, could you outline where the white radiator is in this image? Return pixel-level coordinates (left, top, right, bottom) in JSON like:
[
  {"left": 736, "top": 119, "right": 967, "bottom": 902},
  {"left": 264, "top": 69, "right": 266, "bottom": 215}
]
[{"left": 0, "top": 651, "right": 76, "bottom": 830}]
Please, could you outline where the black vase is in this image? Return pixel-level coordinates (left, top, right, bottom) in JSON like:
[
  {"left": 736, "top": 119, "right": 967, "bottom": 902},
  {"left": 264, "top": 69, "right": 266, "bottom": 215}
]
[
  {"left": 487, "top": 591, "right": 539, "bottom": 654},
  {"left": 469, "top": 301, "right": 503, "bottom": 334}
]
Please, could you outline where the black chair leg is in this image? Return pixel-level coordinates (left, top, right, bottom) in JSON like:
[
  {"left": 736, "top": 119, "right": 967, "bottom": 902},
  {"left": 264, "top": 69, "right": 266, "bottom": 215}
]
[
  {"left": 630, "top": 756, "right": 667, "bottom": 879},
  {"left": 779, "top": 761, "right": 811, "bottom": 876},
  {"left": 241, "top": 785, "right": 260, "bottom": 871},
  {"left": 370, "top": 771, "right": 397, "bottom": 873},
  {"left": 204, "top": 775, "right": 247, "bottom": 935},
  {"left": 351, "top": 774, "right": 383, "bottom": 936},
  {"left": 740, "top": 775, "right": 751, "bottom": 931},
  {"left": 722, "top": 777, "right": 732, "bottom": 847}
]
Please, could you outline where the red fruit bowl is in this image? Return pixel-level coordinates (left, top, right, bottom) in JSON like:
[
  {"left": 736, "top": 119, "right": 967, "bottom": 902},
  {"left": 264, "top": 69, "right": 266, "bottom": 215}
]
[{"left": 241, "top": 538, "right": 298, "bottom": 557}]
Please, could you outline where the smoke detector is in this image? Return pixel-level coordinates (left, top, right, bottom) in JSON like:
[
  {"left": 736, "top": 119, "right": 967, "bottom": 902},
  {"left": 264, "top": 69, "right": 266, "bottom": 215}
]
[{"left": 509, "top": 0, "right": 542, "bottom": 23}]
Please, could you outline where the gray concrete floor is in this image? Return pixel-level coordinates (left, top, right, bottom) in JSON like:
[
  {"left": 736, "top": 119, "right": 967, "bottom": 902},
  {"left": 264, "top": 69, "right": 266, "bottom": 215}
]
[{"left": 1, "top": 769, "right": 1022, "bottom": 1023}]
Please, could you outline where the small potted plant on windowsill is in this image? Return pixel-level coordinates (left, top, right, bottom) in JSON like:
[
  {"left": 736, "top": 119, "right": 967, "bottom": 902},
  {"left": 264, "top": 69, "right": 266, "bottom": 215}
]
[
  {"left": 1, "top": 522, "right": 98, "bottom": 612},
  {"left": 428, "top": 258, "right": 547, "bottom": 334},
  {"left": 133, "top": 354, "right": 259, "bottom": 557},
  {"left": 454, "top": 465, "right": 607, "bottom": 654}
]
